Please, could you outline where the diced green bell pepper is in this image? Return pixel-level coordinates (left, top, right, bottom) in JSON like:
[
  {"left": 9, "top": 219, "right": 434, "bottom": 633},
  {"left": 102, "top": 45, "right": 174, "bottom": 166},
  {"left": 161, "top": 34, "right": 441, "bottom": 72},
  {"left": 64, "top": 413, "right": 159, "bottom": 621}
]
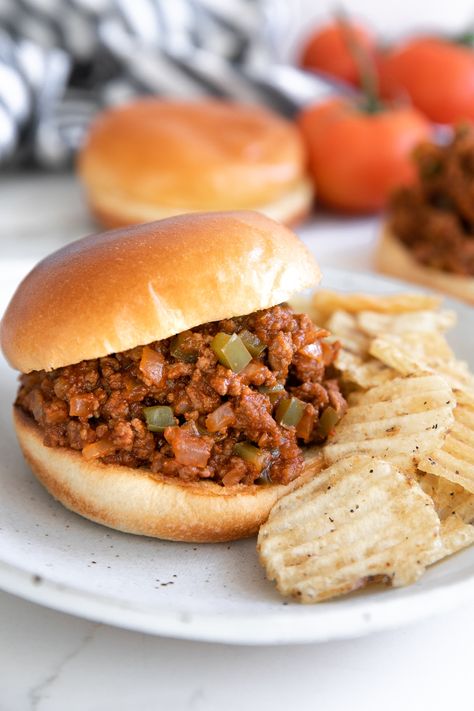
[
  {"left": 170, "top": 331, "right": 197, "bottom": 362},
  {"left": 238, "top": 329, "right": 266, "bottom": 357},
  {"left": 233, "top": 441, "right": 268, "bottom": 471},
  {"left": 211, "top": 332, "right": 252, "bottom": 373},
  {"left": 143, "top": 405, "right": 177, "bottom": 432},
  {"left": 316, "top": 406, "right": 340, "bottom": 437},
  {"left": 275, "top": 396, "right": 306, "bottom": 428},
  {"left": 259, "top": 383, "right": 285, "bottom": 404}
]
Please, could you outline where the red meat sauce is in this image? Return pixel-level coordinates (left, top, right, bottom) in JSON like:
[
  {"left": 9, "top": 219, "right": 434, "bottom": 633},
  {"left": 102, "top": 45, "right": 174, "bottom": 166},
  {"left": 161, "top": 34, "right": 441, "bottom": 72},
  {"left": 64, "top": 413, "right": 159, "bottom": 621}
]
[
  {"left": 16, "top": 304, "right": 346, "bottom": 487},
  {"left": 388, "top": 125, "right": 474, "bottom": 276}
]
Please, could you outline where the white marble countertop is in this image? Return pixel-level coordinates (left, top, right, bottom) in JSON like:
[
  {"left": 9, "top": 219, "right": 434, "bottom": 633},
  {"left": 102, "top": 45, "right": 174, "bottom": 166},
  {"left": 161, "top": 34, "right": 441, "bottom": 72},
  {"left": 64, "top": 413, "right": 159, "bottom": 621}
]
[{"left": 1, "top": 173, "right": 473, "bottom": 710}]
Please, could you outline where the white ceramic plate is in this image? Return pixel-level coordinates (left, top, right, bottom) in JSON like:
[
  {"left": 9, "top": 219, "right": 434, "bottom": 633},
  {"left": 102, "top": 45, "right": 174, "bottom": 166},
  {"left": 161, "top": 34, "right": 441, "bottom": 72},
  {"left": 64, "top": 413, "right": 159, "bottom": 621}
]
[{"left": 0, "top": 264, "right": 473, "bottom": 645}]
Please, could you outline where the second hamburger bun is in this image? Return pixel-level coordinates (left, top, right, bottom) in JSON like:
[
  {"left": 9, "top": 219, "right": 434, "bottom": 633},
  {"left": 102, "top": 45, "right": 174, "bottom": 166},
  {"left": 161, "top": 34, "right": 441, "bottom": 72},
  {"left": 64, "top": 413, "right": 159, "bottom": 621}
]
[
  {"left": 78, "top": 99, "right": 313, "bottom": 229},
  {"left": 375, "top": 224, "right": 474, "bottom": 305}
]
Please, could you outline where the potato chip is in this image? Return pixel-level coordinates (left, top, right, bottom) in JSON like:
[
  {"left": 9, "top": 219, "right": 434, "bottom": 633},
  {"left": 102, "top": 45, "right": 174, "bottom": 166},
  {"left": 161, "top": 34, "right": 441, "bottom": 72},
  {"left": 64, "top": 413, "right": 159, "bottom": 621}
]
[
  {"left": 312, "top": 290, "right": 441, "bottom": 324},
  {"left": 334, "top": 350, "right": 396, "bottom": 389},
  {"left": 418, "top": 472, "right": 474, "bottom": 524},
  {"left": 356, "top": 309, "right": 456, "bottom": 337},
  {"left": 418, "top": 395, "right": 474, "bottom": 493},
  {"left": 418, "top": 473, "right": 474, "bottom": 561},
  {"left": 325, "top": 311, "right": 370, "bottom": 356},
  {"left": 369, "top": 332, "right": 455, "bottom": 378},
  {"left": 258, "top": 455, "right": 441, "bottom": 602},
  {"left": 369, "top": 336, "right": 429, "bottom": 378},
  {"left": 455, "top": 387, "right": 474, "bottom": 409},
  {"left": 324, "top": 375, "right": 455, "bottom": 473},
  {"left": 368, "top": 332, "right": 474, "bottom": 396},
  {"left": 440, "top": 362, "right": 474, "bottom": 394},
  {"left": 426, "top": 515, "right": 474, "bottom": 565}
]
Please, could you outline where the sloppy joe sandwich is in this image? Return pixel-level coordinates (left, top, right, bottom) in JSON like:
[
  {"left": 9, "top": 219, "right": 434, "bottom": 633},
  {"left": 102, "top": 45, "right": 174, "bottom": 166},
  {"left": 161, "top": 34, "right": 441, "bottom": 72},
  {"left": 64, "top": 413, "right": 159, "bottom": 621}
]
[
  {"left": 0, "top": 211, "right": 346, "bottom": 542},
  {"left": 78, "top": 99, "right": 313, "bottom": 229},
  {"left": 376, "top": 126, "right": 474, "bottom": 303}
]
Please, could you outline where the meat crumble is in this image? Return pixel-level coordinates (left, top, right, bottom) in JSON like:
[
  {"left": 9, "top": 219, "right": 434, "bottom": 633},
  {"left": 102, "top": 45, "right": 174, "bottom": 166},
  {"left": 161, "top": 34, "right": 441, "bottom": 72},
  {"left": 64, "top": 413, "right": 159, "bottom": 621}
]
[
  {"left": 16, "top": 304, "right": 346, "bottom": 487},
  {"left": 388, "top": 125, "right": 474, "bottom": 276}
]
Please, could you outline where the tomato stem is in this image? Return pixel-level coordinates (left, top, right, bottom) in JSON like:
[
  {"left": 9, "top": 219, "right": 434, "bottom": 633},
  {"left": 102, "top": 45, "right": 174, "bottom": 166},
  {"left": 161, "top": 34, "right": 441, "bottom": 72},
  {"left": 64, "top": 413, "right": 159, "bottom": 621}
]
[
  {"left": 456, "top": 31, "right": 474, "bottom": 47},
  {"left": 336, "top": 9, "right": 381, "bottom": 113}
]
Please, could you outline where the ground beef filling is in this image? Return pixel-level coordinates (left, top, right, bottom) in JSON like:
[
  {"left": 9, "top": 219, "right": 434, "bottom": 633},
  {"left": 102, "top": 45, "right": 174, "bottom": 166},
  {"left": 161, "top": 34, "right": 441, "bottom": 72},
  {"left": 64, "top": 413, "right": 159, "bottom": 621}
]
[
  {"left": 16, "top": 305, "right": 346, "bottom": 486},
  {"left": 388, "top": 125, "right": 474, "bottom": 276}
]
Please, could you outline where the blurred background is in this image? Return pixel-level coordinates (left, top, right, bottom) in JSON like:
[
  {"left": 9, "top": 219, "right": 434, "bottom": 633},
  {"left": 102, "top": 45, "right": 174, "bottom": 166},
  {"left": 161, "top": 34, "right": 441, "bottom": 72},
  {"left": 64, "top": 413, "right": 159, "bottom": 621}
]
[
  {"left": 2, "top": 0, "right": 474, "bottom": 169},
  {"left": 2, "top": 0, "right": 474, "bottom": 270},
  {"left": 3, "top": 5, "right": 474, "bottom": 704}
]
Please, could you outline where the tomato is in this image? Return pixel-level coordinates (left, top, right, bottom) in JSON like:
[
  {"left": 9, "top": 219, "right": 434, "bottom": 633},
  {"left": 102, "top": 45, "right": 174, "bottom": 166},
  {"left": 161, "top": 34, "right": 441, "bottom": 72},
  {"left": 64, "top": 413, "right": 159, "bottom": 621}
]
[
  {"left": 379, "top": 37, "right": 474, "bottom": 124},
  {"left": 298, "top": 98, "right": 431, "bottom": 213},
  {"left": 300, "top": 21, "right": 377, "bottom": 86}
]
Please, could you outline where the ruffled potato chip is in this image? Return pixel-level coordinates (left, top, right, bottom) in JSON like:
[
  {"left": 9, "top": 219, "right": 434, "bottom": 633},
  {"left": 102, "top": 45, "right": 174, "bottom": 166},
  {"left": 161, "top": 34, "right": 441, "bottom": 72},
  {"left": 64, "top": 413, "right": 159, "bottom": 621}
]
[
  {"left": 418, "top": 394, "right": 474, "bottom": 494},
  {"left": 369, "top": 332, "right": 455, "bottom": 377},
  {"left": 356, "top": 309, "right": 456, "bottom": 337},
  {"left": 418, "top": 472, "right": 474, "bottom": 524},
  {"left": 258, "top": 455, "right": 441, "bottom": 603},
  {"left": 258, "top": 289, "right": 474, "bottom": 604},
  {"left": 325, "top": 311, "right": 370, "bottom": 356},
  {"left": 334, "top": 350, "right": 395, "bottom": 389},
  {"left": 427, "top": 514, "right": 474, "bottom": 564},
  {"left": 312, "top": 290, "right": 441, "bottom": 324},
  {"left": 324, "top": 375, "right": 455, "bottom": 473}
]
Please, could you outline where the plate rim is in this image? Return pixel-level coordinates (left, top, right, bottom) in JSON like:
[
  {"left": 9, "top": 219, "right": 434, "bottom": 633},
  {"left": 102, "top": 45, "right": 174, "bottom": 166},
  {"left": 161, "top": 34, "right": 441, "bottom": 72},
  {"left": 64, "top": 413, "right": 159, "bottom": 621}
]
[{"left": 1, "top": 550, "right": 474, "bottom": 645}]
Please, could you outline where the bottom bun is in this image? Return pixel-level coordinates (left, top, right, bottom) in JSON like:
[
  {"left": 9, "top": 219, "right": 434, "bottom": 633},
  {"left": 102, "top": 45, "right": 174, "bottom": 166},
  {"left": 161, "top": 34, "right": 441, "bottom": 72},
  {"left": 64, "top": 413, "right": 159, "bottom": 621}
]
[
  {"left": 375, "top": 225, "right": 474, "bottom": 305},
  {"left": 87, "top": 177, "right": 314, "bottom": 230},
  {"left": 14, "top": 408, "right": 323, "bottom": 543}
]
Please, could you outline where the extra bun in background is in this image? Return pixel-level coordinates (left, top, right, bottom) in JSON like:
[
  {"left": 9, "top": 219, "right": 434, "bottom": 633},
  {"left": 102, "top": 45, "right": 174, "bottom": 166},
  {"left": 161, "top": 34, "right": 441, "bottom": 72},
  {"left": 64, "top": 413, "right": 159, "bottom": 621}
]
[
  {"left": 1, "top": 211, "right": 323, "bottom": 542},
  {"left": 375, "top": 224, "right": 474, "bottom": 305},
  {"left": 78, "top": 99, "right": 314, "bottom": 229}
]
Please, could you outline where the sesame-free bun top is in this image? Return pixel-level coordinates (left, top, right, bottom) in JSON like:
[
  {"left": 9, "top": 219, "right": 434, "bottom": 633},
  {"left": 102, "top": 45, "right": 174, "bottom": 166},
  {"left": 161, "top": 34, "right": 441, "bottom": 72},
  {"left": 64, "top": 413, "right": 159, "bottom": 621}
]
[
  {"left": 1, "top": 211, "right": 321, "bottom": 374},
  {"left": 78, "top": 98, "right": 311, "bottom": 220}
]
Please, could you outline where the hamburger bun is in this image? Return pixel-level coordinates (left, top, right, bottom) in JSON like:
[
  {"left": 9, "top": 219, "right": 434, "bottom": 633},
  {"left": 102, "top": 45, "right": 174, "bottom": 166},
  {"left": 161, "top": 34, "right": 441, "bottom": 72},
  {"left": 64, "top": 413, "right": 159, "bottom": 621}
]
[
  {"left": 78, "top": 99, "right": 314, "bottom": 229},
  {"left": 1, "top": 210, "right": 320, "bottom": 374},
  {"left": 14, "top": 408, "right": 322, "bottom": 542},
  {"left": 375, "top": 223, "right": 474, "bottom": 305},
  {"left": 1, "top": 211, "right": 323, "bottom": 542}
]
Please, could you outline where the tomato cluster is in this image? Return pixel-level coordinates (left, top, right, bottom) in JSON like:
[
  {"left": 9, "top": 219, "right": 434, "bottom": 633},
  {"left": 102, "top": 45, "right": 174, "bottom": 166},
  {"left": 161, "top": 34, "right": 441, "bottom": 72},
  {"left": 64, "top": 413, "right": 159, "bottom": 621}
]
[
  {"left": 299, "top": 100, "right": 429, "bottom": 214},
  {"left": 298, "top": 20, "right": 474, "bottom": 212}
]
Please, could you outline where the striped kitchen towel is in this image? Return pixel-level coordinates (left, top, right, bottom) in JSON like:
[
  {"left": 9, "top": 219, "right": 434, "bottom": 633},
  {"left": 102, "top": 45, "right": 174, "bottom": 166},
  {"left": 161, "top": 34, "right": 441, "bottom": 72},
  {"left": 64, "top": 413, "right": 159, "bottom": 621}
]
[{"left": 0, "top": 0, "right": 336, "bottom": 168}]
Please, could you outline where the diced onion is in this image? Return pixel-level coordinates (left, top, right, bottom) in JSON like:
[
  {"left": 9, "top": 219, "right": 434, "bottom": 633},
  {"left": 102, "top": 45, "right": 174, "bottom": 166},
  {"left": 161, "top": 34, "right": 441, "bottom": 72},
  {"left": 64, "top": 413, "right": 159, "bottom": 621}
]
[
  {"left": 165, "top": 427, "right": 212, "bottom": 467},
  {"left": 82, "top": 438, "right": 116, "bottom": 460},
  {"left": 205, "top": 402, "right": 235, "bottom": 432},
  {"left": 69, "top": 394, "right": 96, "bottom": 418},
  {"left": 139, "top": 346, "right": 164, "bottom": 386}
]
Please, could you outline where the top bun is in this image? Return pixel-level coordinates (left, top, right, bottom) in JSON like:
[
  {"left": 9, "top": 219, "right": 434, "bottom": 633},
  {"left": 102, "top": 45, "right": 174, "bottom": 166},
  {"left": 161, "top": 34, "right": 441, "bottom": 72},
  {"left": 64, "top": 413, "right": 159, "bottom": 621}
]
[
  {"left": 78, "top": 99, "right": 308, "bottom": 216},
  {"left": 1, "top": 211, "right": 320, "bottom": 374}
]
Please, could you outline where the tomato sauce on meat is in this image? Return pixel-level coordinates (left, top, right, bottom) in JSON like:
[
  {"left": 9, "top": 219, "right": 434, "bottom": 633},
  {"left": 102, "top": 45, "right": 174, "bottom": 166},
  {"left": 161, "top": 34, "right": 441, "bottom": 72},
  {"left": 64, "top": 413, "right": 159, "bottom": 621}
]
[
  {"left": 15, "top": 305, "right": 346, "bottom": 486},
  {"left": 389, "top": 125, "right": 474, "bottom": 276}
]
